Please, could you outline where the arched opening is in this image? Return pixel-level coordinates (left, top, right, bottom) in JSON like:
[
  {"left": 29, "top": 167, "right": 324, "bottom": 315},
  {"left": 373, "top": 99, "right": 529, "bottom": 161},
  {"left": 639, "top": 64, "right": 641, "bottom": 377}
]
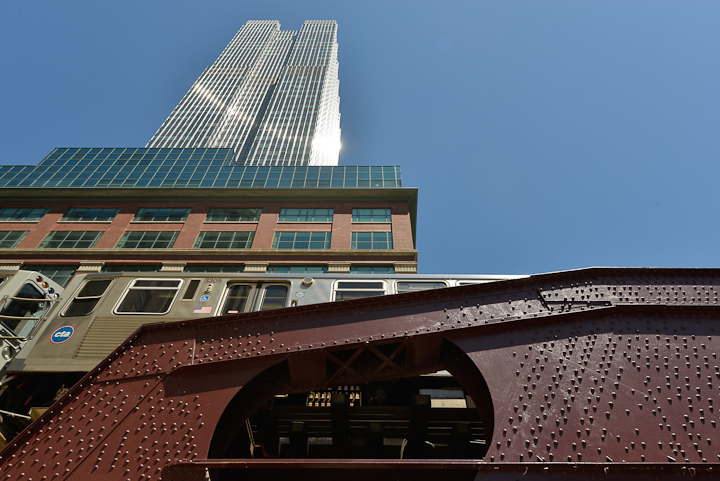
[{"left": 209, "top": 337, "right": 494, "bottom": 461}]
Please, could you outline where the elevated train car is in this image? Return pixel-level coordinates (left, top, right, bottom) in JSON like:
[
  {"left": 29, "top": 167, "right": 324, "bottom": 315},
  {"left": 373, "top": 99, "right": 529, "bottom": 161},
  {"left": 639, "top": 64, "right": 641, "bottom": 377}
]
[
  {"left": 0, "top": 271, "right": 520, "bottom": 442},
  {"left": 0, "top": 269, "right": 63, "bottom": 377}
]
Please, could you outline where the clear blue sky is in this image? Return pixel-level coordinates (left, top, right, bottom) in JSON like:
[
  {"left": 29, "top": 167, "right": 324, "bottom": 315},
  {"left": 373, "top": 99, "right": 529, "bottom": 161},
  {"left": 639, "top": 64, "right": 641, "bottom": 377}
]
[{"left": 2, "top": 1, "right": 719, "bottom": 275}]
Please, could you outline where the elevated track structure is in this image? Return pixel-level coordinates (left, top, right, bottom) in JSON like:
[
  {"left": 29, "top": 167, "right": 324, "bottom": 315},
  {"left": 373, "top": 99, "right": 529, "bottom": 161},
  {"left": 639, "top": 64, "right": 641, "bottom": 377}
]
[{"left": 0, "top": 267, "right": 719, "bottom": 480}]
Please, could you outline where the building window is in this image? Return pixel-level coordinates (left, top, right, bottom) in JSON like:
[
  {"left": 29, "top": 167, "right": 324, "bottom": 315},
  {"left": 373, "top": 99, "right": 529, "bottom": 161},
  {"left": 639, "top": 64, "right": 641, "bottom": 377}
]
[
  {"left": 272, "top": 232, "right": 331, "bottom": 249},
  {"left": 350, "top": 266, "right": 395, "bottom": 274},
  {"left": 0, "top": 231, "right": 28, "bottom": 248},
  {"left": 38, "top": 231, "right": 103, "bottom": 249},
  {"left": 62, "top": 208, "right": 119, "bottom": 222},
  {"left": 0, "top": 208, "right": 48, "bottom": 222},
  {"left": 267, "top": 265, "right": 328, "bottom": 274},
  {"left": 351, "top": 232, "right": 393, "bottom": 250},
  {"left": 278, "top": 208, "right": 333, "bottom": 222},
  {"left": 133, "top": 208, "right": 190, "bottom": 222},
  {"left": 184, "top": 265, "right": 245, "bottom": 273},
  {"left": 352, "top": 208, "right": 391, "bottom": 223},
  {"left": 24, "top": 265, "right": 78, "bottom": 287},
  {"left": 193, "top": 231, "right": 254, "bottom": 249},
  {"left": 102, "top": 264, "right": 161, "bottom": 273},
  {"left": 206, "top": 208, "right": 261, "bottom": 222},
  {"left": 116, "top": 231, "right": 179, "bottom": 249}
]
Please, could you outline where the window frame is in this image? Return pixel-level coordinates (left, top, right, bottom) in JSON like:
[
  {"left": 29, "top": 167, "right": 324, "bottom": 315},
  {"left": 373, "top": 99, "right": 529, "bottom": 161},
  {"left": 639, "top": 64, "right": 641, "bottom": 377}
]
[
  {"left": 205, "top": 208, "right": 262, "bottom": 223},
  {"left": 395, "top": 280, "right": 448, "bottom": 294},
  {"left": 60, "top": 208, "right": 120, "bottom": 223},
  {"left": 131, "top": 208, "right": 191, "bottom": 223},
  {"left": 278, "top": 208, "right": 334, "bottom": 223},
  {"left": 61, "top": 278, "right": 115, "bottom": 317},
  {"left": 271, "top": 232, "right": 331, "bottom": 250},
  {"left": 257, "top": 284, "right": 290, "bottom": 311},
  {"left": 0, "top": 231, "right": 29, "bottom": 248},
  {"left": 38, "top": 231, "right": 103, "bottom": 249},
  {"left": 333, "top": 280, "right": 388, "bottom": 302},
  {"left": 0, "top": 208, "right": 49, "bottom": 222},
  {"left": 351, "top": 232, "right": 393, "bottom": 250},
  {"left": 351, "top": 208, "right": 391, "bottom": 223},
  {"left": 112, "top": 278, "right": 184, "bottom": 315},
  {"left": 193, "top": 231, "right": 255, "bottom": 249},
  {"left": 116, "top": 231, "right": 179, "bottom": 249}
]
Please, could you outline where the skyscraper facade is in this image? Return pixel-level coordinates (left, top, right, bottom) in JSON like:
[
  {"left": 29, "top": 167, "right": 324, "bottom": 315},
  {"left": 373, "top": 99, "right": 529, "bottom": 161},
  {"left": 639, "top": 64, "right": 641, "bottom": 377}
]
[{"left": 147, "top": 20, "right": 341, "bottom": 167}]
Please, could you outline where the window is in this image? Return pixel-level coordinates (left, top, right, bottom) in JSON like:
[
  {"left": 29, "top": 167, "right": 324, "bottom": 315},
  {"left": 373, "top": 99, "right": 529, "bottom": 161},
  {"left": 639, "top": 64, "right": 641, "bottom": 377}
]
[
  {"left": 396, "top": 281, "right": 447, "bottom": 294},
  {"left": 0, "top": 231, "right": 28, "bottom": 248},
  {"left": 221, "top": 285, "right": 252, "bottom": 314},
  {"left": 352, "top": 208, "right": 391, "bottom": 223},
  {"left": 267, "top": 266, "right": 328, "bottom": 274},
  {"left": 102, "top": 264, "right": 161, "bottom": 273},
  {"left": 0, "top": 208, "right": 48, "bottom": 222},
  {"left": 194, "top": 231, "right": 254, "bottom": 249},
  {"left": 206, "top": 208, "right": 261, "bottom": 222},
  {"left": 272, "top": 232, "right": 331, "bottom": 249},
  {"left": 184, "top": 265, "right": 245, "bottom": 273},
  {"left": 220, "top": 283, "right": 289, "bottom": 314},
  {"left": 62, "top": 208, "right": 119, "bottom": 222},
  {"left": 24, "top": 265, "right": 78, "bottom": 288},
  {"left": 116, "top": 231, "right": 179, "bottom": 249},
  {"left": 133, "top": 208, "right": 190, "bottom": 222},
  {"left": 334, "top": 281, "right": 387, "bottom": 301},
  {"left": 259, "top": 285, "right": 288, "bottom": 310},
  {"left": 351, "top": 232, "right": 393, "bottom": 250},
  {"left": 115, "top": 279, "right": 182, "bottom": 314},
  {"left": 278, "top": 208, "right": 333, "bottom": 222},
  {"left": 350, "top": 266, "right": 394, "bottom": 274},
  {"left": 38, "top": 231, "right": 102, "bottom": 249},
  {"left": 63, "top": 279, "right": 113, "bottom": 317},
  {"left": 0, "top": 283, "right": 47, "bottom": 336}
]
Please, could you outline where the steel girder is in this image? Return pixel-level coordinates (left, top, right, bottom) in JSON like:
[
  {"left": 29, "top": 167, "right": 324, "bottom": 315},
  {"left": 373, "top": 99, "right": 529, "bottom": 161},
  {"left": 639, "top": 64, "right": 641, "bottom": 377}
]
[{"left": 1, "top": 267, "right": 719, "bottom": 480}]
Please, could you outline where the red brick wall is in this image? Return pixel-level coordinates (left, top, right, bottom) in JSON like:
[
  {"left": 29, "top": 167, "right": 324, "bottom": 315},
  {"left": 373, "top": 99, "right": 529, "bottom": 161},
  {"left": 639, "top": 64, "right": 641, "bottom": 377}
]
[{"left": 0, "top": 200, "right": 416, "bottom": 263}]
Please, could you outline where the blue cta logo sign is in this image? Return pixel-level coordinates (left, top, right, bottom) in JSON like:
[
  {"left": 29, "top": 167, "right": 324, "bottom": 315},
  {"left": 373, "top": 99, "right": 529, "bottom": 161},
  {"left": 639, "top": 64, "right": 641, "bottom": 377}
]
[{"left": 50, "top": 326, "right": 75, "bottom": 344}]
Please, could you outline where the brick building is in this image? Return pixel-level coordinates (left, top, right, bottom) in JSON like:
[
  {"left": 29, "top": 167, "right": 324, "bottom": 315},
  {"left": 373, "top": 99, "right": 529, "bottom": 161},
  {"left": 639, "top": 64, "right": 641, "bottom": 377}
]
[{"left": 0, "top": 148, "right": 417, "bottom": 286}]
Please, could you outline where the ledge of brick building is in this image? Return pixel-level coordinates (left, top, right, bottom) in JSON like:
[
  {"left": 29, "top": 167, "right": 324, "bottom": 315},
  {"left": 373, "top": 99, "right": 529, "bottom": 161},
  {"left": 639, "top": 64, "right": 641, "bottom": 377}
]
[
  {"left": 77, "top": 261, "right": 105, "bottom": 273},
  {"left": 327, "top": 262, "right": 351, "bottom": 273},
  {"left": 244, "top": 262, "right": 268, "bottom": 273},
  {"left": 0, "top": 261, "right": 23, "bottom": 271},
  {"left": 160, "top": 262, "right": 187, "bottom": 272},
  {"left": 393, "top": 262, "right": 417, "bottom": 274}
]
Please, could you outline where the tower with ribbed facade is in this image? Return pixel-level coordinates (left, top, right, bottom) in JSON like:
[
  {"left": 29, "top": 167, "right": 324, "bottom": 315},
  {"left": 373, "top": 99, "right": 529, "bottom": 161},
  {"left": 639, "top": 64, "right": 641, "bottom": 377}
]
[{"left": 147, "top": 20, "right": 341, "bottom": 166}]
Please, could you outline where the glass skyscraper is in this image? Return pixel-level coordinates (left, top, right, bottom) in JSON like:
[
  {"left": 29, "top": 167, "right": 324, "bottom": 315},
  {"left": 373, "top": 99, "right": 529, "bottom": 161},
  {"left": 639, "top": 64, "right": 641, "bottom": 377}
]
[{"left": 147, "top": 20, "right": 341, "bottom": 167}]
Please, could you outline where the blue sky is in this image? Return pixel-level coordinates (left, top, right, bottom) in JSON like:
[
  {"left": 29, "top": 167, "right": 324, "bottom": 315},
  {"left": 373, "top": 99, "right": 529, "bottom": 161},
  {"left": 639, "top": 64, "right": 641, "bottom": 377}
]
[{"left": 2, "top": 1, "right": 719, "bottom": 275}]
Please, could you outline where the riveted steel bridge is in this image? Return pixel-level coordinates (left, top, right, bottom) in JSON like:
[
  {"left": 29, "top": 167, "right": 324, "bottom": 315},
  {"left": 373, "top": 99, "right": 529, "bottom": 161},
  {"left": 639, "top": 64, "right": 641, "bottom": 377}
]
[{"left": 1, "top": 267, "right": 719, "bottom": 480}]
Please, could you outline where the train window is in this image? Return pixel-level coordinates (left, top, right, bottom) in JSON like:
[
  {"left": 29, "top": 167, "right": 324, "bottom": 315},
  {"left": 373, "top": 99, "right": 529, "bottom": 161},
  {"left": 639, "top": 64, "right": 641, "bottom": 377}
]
[
  {"left": 0, "top": 283, "right": 46, "bottom": 335},
  {"left": 182, "top": 279, "right": 201, "bottom": 300},
  {"left": 259, "top": 285, "right": 288, "bottom": 310},
  {"left": 334, "top": 281, "right": 387, "bottom": 301},
  {"left": 222, "top": 285, "right": 252, "bottom": 314},
  {"left": 63, "top": 279, "right": 113, "bottom": 317},
  {"left": 115, "top": 279, "right": 182, "bottom": 314},
  {"left": 396, "top": 281, "right": 447, "bottom": 293}
]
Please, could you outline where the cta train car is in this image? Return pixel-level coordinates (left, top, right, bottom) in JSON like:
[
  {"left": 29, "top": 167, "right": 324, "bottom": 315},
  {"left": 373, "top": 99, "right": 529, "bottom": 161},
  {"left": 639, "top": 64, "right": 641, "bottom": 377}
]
[
  {"left": 0, "top": 271, "right": 519, "bottom": 442},
  {"left": 0, "top": 270, "right": 63, "bottom": 377}
]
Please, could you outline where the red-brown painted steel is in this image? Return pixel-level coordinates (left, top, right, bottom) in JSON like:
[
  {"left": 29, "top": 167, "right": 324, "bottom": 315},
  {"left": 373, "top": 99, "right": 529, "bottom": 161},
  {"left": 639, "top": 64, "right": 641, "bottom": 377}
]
[{"left": 0, "top": 267, "right": 719, "bottom": 480}]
